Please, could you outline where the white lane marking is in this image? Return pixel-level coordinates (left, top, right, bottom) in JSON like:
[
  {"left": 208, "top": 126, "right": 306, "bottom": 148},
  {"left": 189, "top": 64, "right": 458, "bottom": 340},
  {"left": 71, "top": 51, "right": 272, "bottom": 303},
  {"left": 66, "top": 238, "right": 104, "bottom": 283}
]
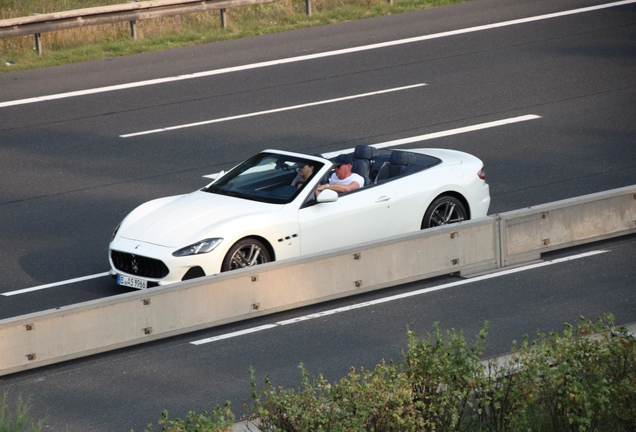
[
  {"left": 321, "top": 114, "right": 541, "bottom": 158},
  {"left": 1, "top": 1, "right": 632, "bottom": 109},
  {"left": 189, "top": 250, "right": 609, "bottom": 345},
  {"left": 119, "top": 83, "right": 427, "bottom": 137},
  {"left": 200, "top": 114, "right": 541, "bottom": 177},
  {"left": 2, "top": 272, "right": 110, "bottom": 296},
  {"left": 189, "top": 325, "right": 279, "bottom": 344}
]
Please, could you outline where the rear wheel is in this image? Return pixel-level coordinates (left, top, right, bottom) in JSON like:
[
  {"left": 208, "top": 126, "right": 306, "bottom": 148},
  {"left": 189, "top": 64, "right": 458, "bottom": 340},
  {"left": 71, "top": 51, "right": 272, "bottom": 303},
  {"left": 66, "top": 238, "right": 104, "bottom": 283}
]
[
  {"left": 421, "top": 196, "right": 467, "bottom": 229},
  {"left": 221, "top": 238, "right": 271, "bottom": 272}
]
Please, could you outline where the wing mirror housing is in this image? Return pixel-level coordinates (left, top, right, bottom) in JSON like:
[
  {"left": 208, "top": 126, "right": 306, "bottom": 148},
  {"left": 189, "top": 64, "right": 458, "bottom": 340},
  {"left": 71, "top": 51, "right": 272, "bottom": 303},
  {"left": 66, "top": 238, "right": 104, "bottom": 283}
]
[{"left": 316, "top": 189, "right": 338, "bottom": 203}]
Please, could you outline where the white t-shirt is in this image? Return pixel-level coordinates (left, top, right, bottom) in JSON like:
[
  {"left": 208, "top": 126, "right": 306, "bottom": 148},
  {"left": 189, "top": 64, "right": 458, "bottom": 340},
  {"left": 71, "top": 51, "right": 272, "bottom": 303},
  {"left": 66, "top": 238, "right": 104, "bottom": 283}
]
[{"left": 329, "top": 172, "right": 364, "bottom": 188}]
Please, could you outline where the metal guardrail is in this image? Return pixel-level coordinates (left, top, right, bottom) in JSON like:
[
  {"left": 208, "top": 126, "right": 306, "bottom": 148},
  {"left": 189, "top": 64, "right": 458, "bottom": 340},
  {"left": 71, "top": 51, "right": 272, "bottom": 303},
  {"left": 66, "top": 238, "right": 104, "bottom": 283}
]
[
  {"left": 0, "top": 185, "right": 635, "bottom": 376},
  {"left": 0, "top": 0, "right": 279, "bottom": 54},
  {"left": 0, "top": 0, "right": 395, "bottom": 54}
]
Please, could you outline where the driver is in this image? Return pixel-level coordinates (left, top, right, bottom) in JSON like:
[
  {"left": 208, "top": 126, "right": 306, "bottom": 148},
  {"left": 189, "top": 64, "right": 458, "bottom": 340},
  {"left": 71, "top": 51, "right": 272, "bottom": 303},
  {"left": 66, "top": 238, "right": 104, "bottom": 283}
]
[
  {"left": 292, "top": 162, "right": 315, "bottom": 188},
  {"left": 315, "top": 154, "right": 363, "bottom": 195}
]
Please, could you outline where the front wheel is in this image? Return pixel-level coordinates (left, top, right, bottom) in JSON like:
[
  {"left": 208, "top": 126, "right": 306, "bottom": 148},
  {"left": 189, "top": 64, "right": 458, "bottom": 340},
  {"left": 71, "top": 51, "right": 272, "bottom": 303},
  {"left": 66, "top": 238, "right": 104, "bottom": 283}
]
[
  {"left": 421, "top": 196, "right": 467, "bottom": 229},
  {"left": 221, "top": 238, "right": 271, "bottom": 272}
]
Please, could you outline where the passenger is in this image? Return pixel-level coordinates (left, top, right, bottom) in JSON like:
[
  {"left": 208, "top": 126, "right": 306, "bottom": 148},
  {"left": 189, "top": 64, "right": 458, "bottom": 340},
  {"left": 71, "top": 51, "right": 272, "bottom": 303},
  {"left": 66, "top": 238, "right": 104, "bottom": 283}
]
[
  {"left": 292, "top": 161, "right": 315, "bottom": 188},
  {"left": 315, "top": 154, "right": 364, "bottom": 195}
]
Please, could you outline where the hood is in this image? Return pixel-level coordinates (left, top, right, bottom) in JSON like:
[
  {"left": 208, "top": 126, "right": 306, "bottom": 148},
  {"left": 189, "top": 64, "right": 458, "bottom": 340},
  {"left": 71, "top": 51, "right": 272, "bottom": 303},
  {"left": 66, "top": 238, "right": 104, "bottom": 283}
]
[{"left": 119, "top": 191, "right": 281, "bottom": 247}]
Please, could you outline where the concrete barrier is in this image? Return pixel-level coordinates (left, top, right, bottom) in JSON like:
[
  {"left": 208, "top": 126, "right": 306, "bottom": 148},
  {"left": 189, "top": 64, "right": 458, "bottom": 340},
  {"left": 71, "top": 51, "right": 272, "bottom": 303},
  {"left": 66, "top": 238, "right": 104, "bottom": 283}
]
[
  {"left": 499, "top": 185, "right": 636, "bottom": 266},
  {"left": 0, "top": 218, "right": 497, "bottom": 376},
  {"left": 1, "top": 185, "right": 635, "bottom": 376}
]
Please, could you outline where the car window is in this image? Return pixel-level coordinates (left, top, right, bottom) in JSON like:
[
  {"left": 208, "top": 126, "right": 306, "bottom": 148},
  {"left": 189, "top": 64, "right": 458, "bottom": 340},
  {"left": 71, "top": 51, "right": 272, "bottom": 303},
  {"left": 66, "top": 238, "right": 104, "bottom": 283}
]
[{"left": 204, "top": 152, "right": 324, "bottom": 204}]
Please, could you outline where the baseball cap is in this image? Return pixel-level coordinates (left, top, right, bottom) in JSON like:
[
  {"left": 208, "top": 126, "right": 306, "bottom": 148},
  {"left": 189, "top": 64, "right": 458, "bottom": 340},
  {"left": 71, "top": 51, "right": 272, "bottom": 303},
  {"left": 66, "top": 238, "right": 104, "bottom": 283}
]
[{"left": 332, "top": 154, "right": 353, "bottom": 167}]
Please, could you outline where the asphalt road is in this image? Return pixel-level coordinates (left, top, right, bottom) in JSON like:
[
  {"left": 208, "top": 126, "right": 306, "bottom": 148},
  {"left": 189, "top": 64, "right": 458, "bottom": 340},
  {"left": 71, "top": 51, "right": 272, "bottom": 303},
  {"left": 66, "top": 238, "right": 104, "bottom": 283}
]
[{"left": 0, "top": 0, "right": 635, "bottom": 430}]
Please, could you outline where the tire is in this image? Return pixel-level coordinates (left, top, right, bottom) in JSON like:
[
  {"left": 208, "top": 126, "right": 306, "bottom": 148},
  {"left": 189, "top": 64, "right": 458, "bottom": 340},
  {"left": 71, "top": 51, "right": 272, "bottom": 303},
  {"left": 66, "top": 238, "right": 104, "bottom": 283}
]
[
  {"left": 221, "top": 238, "right": 271, "bottom": 272},
  {"left": 421, "top": 196, "right": 467, "bottom": 229}
]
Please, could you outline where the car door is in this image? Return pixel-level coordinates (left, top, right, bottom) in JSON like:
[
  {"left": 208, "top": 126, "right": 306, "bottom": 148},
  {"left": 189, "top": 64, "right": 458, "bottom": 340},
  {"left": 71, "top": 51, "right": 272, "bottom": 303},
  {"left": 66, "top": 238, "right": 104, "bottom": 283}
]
[{"left": 297, "top": 183, "right": 398, "bottom": 256}]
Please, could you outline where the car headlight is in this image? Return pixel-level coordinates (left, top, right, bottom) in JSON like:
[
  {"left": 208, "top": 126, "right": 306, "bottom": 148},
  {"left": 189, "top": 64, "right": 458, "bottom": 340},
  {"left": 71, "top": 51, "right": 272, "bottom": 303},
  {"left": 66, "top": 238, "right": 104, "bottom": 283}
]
[{"left": 172, "top": 238, "right": 223, "bottom": 257}]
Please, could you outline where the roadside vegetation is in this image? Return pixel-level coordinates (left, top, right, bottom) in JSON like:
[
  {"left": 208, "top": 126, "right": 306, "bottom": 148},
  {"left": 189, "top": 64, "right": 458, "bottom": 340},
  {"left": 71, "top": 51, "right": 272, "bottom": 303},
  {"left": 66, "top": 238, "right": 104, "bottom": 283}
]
[
  {"left": 2, "top": 315, "right": 634, "bottom": 431},
  {"left": 0, "top": 0, "right": 466, "bottom": 73},
  {"left": 144, "top": 315, "right": 636, "bottom": 431},
  {"left": 0, "top": 392, "right": 44, "bottom": 432}
]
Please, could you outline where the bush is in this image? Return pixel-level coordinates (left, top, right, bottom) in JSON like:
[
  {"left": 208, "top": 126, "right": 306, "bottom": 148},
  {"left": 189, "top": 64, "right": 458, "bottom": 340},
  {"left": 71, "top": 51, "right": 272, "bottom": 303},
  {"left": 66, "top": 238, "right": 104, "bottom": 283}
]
[
  {"left": 143, "top": 402, "right": 235, "bottom": 432},
  {"left": 145, "top": 315, "right": 636, "bottom": 431},
  {"left": 251, "top": 362, "right": 420, "bottom": 431},
  {"left": 406, "top": 323, "right": 488, "bottom": 431},
  {"left": 506, "top": 315, "right": 636, "bottom": 432}
]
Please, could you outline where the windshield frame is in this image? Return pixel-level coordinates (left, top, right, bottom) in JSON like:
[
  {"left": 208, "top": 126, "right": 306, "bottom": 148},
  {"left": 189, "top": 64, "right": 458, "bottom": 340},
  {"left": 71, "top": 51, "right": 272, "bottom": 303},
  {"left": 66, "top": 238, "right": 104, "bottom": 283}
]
[{"left": 204, "top": 152, "right": 325, "bottom": 204}]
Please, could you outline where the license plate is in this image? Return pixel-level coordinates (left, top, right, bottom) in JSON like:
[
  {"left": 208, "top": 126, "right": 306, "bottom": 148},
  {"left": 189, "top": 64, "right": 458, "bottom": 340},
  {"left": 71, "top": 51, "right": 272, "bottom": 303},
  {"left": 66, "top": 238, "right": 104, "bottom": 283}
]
[{"left": 117, "top": 274, "right": 148, "bottom": 289}]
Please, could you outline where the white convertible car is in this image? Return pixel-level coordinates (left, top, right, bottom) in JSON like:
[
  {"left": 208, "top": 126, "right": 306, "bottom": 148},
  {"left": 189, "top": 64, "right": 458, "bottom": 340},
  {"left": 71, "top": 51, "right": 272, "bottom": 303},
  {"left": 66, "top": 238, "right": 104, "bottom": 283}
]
[{"left": 109, "top": 145, "right": 490, "bottom": 289}]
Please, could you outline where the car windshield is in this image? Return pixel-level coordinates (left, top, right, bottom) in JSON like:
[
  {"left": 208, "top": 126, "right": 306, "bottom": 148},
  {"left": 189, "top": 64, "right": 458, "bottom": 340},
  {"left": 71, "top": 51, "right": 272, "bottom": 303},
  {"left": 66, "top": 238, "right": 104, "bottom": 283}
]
[{"left": 204, "top": 152, "right": 324, "bottom": 204}]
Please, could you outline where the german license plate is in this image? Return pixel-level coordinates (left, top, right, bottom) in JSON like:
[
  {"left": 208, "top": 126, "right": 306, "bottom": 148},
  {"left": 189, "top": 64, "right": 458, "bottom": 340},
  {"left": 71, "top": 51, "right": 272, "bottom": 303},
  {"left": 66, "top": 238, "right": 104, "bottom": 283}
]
[{"left": 117, "top": 274, "right": 148, "bottom": 289}]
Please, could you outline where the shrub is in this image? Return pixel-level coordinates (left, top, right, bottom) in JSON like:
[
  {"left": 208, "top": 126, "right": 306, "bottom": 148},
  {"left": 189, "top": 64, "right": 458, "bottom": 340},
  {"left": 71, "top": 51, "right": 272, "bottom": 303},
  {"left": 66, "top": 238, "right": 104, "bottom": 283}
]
[
  {"left": 143, "top": 402, "right": 235, "bottom": 432},
  {"left": 251, "top": 362, "right": 421, "bottom": 431},
  {"left": 473, "top": 315, "right": 636, "bottom": 432},
  {"left": 405, "top": 322, "right": 488, "bottom": 431},
  {"left": 145, "top": 315, "right": 636, "bottom": 431}
]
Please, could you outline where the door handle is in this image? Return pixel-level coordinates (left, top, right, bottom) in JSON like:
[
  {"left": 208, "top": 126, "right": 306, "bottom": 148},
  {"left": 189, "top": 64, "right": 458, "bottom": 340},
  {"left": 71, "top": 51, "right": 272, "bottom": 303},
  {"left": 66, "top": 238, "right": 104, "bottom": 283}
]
[{"left": 375, "top": 196, "right": 391, "bottom": 203}]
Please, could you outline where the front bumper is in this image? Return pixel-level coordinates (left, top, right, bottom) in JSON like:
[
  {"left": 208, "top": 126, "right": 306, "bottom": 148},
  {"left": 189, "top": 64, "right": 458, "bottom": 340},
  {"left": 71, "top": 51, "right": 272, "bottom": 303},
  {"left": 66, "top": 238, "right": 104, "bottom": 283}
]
[{"left": 108, "top": 237, "right": 223, "bottom": 288}]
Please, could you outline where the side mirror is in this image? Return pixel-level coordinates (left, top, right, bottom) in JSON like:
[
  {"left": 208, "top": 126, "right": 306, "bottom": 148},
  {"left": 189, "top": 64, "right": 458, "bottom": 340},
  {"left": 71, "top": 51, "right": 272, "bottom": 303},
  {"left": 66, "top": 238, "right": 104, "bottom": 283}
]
[{"left": 316, "top": 189, "right": 338, "bottom": 203}]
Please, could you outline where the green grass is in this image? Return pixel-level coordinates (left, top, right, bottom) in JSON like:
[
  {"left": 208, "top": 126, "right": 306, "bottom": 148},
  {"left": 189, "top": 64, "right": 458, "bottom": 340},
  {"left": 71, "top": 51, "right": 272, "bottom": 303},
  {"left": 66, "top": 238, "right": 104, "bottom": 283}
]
[
  {"left": 0, "top": 0, "right": 468, "bottom": 73},
  {"left": 0, "top": 392, "right": 45, "bottom": 432}
]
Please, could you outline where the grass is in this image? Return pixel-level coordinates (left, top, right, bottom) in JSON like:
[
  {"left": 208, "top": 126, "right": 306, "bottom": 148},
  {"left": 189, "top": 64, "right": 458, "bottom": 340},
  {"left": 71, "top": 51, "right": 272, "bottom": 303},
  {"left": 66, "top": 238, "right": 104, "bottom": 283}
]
[
  {"left": 0, "top": 0, "right": 468, "bottom": 73},
  {"left": 0, "top": 392, "right": 45, "bottom": 432}
]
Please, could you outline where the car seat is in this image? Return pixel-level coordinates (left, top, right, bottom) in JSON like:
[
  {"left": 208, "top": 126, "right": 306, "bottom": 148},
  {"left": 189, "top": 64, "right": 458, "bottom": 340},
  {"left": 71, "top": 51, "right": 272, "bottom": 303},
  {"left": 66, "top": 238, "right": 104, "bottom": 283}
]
[
  {"left": 375, "top": 150, "right": 410, "bottom": 183},
  {"left": 352, "top": 145, "right": 377, "bottom": 186}
]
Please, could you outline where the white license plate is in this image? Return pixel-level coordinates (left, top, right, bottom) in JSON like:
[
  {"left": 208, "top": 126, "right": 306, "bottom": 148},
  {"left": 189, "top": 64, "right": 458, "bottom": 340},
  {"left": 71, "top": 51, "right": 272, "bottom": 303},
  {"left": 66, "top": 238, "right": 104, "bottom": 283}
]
[{"left": 117, "top": 274, "right": 148, "bottom": 289}]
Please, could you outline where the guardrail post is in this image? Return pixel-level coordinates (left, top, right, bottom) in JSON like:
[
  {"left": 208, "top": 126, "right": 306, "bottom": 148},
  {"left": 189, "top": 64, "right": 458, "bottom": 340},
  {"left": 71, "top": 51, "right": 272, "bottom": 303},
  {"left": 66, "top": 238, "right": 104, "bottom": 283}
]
[
  {"left": 305, "top": 0, "right": 312, "bottom": 16},
  {"left": 220, "top": 8, "right": 227, "bottom": 29},
  {"left": 34, "top": 32, "right": 42, "bottom": 55},
  {"left": 31, "top": 13, "right": 42, "bottom": 55},
  {"left": 128, "top": 0, "right": 139, "bottom": 39},
  {"left": 129, "top": 20, "right": 137, "bottom": 39}
]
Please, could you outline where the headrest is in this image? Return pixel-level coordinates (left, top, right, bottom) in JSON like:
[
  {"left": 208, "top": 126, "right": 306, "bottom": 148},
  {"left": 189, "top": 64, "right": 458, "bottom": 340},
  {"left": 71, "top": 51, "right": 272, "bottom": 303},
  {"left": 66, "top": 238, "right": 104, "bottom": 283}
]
[
  {"left": 354, "top": 145, "right": 376, "bottom": 160},
  {"left": 389, "top": 150, "right": 410, "bottom": 166}
]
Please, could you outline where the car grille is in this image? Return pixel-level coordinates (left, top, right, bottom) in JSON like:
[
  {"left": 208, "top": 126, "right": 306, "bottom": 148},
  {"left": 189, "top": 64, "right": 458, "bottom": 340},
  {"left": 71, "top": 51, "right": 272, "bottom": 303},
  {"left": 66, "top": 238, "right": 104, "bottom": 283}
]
[{"left": 111, "top": 251, "right": 169, "bottom": 279}]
